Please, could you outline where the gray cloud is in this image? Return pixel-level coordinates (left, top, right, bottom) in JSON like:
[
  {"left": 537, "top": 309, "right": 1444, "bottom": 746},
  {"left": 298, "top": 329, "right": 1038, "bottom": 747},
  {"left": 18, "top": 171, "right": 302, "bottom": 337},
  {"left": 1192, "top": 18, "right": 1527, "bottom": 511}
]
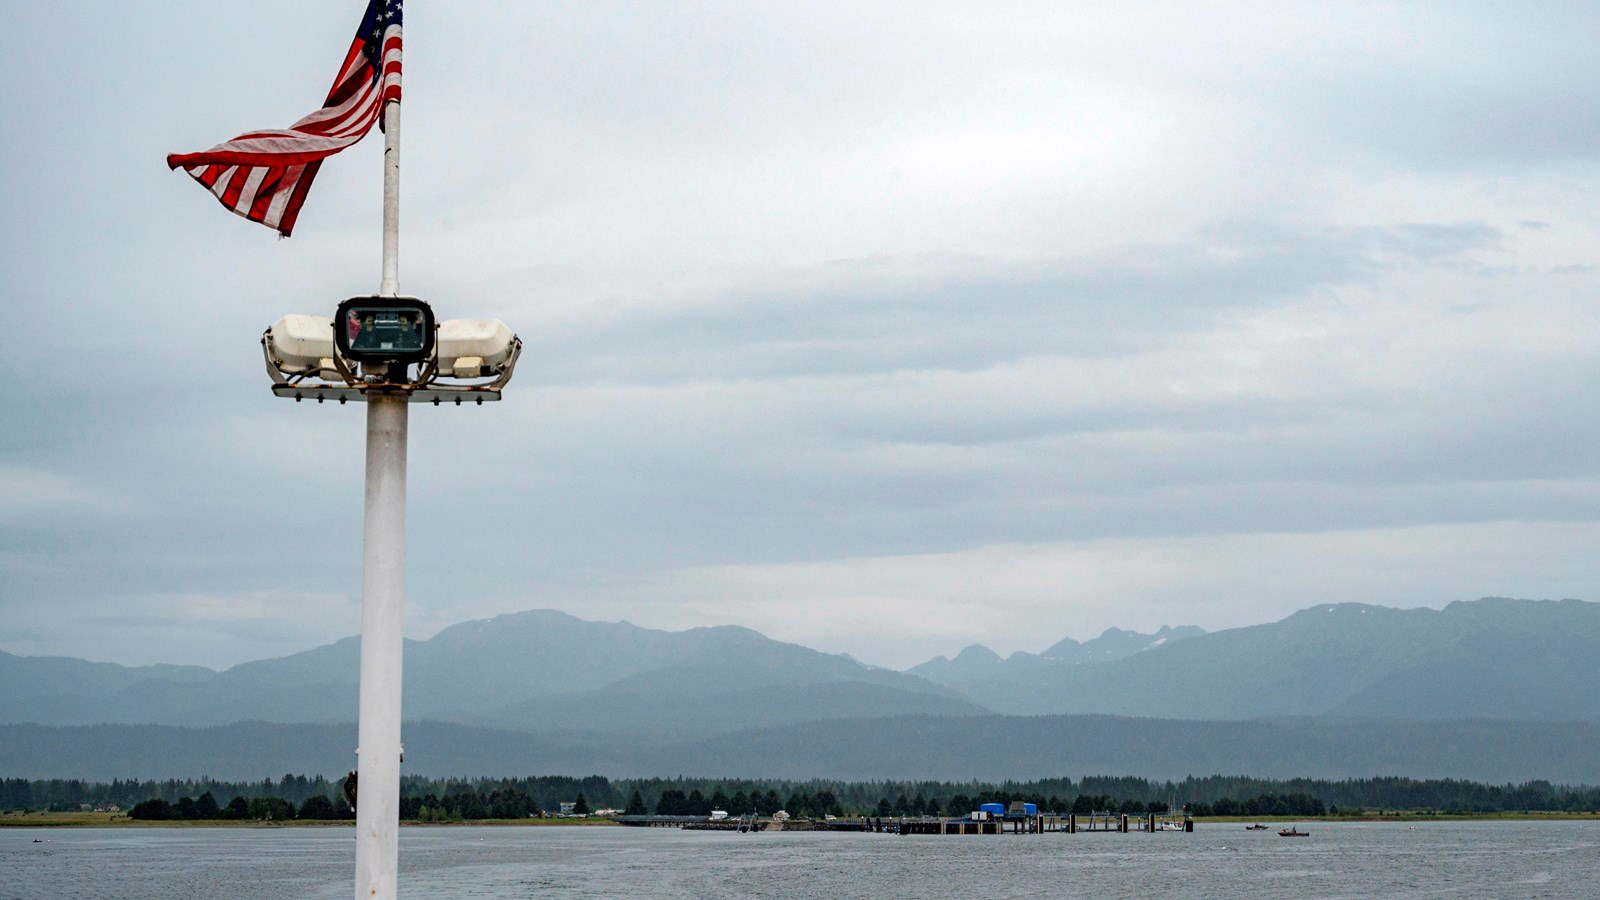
[
  {"left": 2, "top": 1, "right": 1598, "bottom": 668},
  {"left": 522, "top": 221, "right": 1502, "bottom": 386}
]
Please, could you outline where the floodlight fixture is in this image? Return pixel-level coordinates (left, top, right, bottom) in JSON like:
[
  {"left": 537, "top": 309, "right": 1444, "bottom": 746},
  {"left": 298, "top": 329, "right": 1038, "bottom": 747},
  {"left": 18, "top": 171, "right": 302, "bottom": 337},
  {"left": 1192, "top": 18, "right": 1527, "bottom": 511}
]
[
  {"left": 335, "top": 296, "right": 435, "bottom": 366},
  {"left": 262, "top": 298, "right": 521, "bottom": 404},
  {"left": 436, "top": 318, "right": 516, "bottom": 379},
  {"left": 265, "top": 314, "right": 341, "bottom": 381}
]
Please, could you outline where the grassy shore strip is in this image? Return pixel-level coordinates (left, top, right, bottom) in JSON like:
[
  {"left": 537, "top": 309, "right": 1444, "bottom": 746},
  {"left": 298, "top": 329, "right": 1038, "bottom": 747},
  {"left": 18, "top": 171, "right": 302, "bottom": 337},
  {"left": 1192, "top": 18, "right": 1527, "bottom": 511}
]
[
  {"left": 1202, "top": 812, "right": 1600, "bottom": 822},
  {"left": 11, "top": 810, "right": 1600, "bottom": 828},
  {"left": 0, "top": 811, "right": 619, "bottom": 828}
]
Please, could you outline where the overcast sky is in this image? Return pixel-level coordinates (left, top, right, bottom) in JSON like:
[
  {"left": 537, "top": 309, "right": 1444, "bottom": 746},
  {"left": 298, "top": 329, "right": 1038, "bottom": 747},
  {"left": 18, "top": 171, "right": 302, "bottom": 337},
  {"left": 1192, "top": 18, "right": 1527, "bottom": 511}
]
[{"left": 3, "top": 1, "right": 1599, "bottom": 670}]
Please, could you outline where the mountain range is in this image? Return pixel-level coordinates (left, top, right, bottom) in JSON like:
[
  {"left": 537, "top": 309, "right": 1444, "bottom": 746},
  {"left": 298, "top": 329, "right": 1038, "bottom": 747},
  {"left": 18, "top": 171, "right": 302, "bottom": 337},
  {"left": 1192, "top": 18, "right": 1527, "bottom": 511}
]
[
  {"left": 945, "top": 599, "right": 1600, "bottom": 721},
  {"left": 908, "top": 624, "right": 1206, "bottom": 686},
  {"left": 0, "top": 610, "right": 977, "bottom": 741},
  {"left": 4, "top": 597, "right": 1597, "bottom": 781}
]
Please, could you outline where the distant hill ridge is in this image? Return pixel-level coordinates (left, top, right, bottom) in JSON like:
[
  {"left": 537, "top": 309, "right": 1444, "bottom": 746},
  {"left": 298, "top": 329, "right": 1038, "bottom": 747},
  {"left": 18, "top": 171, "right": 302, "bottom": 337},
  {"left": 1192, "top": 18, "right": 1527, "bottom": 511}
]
[
  {"left": 952, "top": 597, "right": 1600, "bottom": 721},
  {"left": 3, "top": 597, "right": 1598, "bottom": 739},
  {"left": 908, "top": 624, "right": 1207, "bottom": 686},
  {"left": 6, "top": 715, "right": 1600, "bottom": 784},
  {"left": 0, "top": 609, "right": 979, "bottom": 738}
]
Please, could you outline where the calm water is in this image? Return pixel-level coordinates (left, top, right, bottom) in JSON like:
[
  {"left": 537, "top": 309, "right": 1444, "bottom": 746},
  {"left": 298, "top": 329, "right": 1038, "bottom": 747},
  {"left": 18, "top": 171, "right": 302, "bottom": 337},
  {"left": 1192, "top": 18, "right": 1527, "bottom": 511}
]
[{"left": 3, "top": 821, "right": 1595, "bottom": 898}]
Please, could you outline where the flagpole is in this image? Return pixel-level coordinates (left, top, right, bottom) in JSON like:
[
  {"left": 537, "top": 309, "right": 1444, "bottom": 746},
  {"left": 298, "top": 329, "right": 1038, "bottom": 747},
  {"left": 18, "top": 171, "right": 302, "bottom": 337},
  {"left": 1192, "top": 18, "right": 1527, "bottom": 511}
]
[
  {"left": 355, "top": 96, "right": 406, "bottom": 900},
  {"left": 380, "top": 98, "right": 401, "bottom": 296}
]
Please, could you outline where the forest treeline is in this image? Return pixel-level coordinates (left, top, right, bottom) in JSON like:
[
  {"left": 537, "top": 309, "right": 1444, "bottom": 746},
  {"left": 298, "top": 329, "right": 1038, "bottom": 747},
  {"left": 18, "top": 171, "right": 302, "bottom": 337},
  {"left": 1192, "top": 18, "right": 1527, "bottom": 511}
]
[{"left": 6, "top": 773, "right": 1600, "bottom": 821}]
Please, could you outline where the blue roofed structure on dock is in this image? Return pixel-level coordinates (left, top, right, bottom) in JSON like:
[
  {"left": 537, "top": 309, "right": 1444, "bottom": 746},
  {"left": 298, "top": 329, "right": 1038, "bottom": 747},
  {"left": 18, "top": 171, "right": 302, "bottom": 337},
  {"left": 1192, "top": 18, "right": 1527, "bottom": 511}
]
[{"left": 976, "top": 802, "right": 1040, "bottom": 820}]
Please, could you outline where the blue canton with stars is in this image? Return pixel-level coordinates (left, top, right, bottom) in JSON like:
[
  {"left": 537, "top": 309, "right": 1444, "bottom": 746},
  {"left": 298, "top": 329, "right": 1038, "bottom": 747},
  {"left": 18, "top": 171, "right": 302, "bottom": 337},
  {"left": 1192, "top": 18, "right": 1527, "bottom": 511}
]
[{"left": 359, "top": 0, "right": 403, "bottom": 70}]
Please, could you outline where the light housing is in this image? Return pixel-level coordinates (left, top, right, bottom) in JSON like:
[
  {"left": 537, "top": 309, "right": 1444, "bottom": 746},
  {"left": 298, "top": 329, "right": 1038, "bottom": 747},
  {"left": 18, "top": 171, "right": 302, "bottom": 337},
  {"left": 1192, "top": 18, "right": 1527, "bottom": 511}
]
[
  {"left": 267, "top": 314, "right": 335, "bottom": 371},
  {"left": 335, "top": 296, "right": 435, "bottom": 365},
  {"left": 436, "top": 319, "right": 515, "bottom": 378}
]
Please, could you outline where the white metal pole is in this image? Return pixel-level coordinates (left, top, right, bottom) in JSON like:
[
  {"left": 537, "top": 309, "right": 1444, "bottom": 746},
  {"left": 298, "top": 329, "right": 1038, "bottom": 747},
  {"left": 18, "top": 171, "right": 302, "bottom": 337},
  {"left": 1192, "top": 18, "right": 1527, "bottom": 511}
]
[
  {"left": 355, "top": 98, "right": 406, "bottom": 900},
  {"left": 380, "top": 100, "right": 401, "bottom": 297}
]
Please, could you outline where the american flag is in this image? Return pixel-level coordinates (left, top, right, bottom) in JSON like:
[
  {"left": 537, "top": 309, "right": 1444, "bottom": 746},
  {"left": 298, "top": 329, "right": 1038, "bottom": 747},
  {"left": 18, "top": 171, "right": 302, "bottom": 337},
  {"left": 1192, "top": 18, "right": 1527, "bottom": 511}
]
[{"left": 166, "top": 0, "right": 403, "bottom": 237}]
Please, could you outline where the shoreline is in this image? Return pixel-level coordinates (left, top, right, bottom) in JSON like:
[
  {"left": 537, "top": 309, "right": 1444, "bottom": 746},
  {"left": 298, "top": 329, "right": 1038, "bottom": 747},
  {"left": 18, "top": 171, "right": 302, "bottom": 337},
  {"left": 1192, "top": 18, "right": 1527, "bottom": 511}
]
[
  {"left": 1202, "top": 812, "right": 1600, "bottom": 823},
  {"left": 0, "top": 812, "right": 619, "bottom": 829},
  {"left": 7, "top": 811, "right": 1599, "bottom": 828}
]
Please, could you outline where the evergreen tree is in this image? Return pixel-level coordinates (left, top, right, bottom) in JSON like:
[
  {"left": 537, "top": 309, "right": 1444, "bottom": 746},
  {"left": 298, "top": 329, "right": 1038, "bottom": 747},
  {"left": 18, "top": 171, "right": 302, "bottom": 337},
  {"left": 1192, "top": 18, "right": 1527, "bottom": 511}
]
[
  {"left": 573, "top": 792, "right": 590, "bottom": 815},
  {"left": 624, "top": 790, "right": 646, "bottom": 816},
  {"left": 655, "top": 789, "right": 687, "bottom": 816},
  {"left": 129, "top": 798, "right": 171, "bottom": 820},
  {"left": 194, "top": 791, "right": 219, "bottom": 820},
  {"left": 455, "top": 792, "right": 486, "bottom": 820},
  {"left": 686, "top": 789, "right": 709, "bottom": 816},
  {"left": 299, "top": 795, "right": 338, "bottom": 819},
  {"left": 248, "top": 796, "right": 296, "bottom": 821},
  {"left": 812, "top": 790, "right": 842, "bottom": 818}
]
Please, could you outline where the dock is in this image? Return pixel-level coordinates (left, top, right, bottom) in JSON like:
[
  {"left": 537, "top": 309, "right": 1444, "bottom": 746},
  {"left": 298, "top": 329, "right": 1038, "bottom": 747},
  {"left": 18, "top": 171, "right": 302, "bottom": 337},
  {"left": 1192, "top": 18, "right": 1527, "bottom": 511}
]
[
  {"left": 826, "top": 811, "right": 1191, "bottom": 835},
  {"left": 617, "top": 813, "right": 768, "bottom": 832},
  {"left": 616, "top": 809, "right": 1192, "bottom": 836}
]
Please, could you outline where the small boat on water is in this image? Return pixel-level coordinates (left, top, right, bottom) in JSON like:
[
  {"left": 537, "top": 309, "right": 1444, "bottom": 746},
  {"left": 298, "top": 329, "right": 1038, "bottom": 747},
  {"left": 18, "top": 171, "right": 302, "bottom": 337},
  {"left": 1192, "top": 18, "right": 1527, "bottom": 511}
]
[
  {"left": 1245, "top": 824, "right": 1268, "bottom": 831},
  {"left": 1278, "top": 826, "right": 1310, "bottom": 837}
]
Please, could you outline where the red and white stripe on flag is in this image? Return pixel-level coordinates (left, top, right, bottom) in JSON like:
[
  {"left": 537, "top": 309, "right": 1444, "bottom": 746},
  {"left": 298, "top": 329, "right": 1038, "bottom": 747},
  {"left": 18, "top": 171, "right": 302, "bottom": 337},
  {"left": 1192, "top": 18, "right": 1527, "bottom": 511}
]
[{"left": 167, "top": 0, "right": 402, "bottom": 237}]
